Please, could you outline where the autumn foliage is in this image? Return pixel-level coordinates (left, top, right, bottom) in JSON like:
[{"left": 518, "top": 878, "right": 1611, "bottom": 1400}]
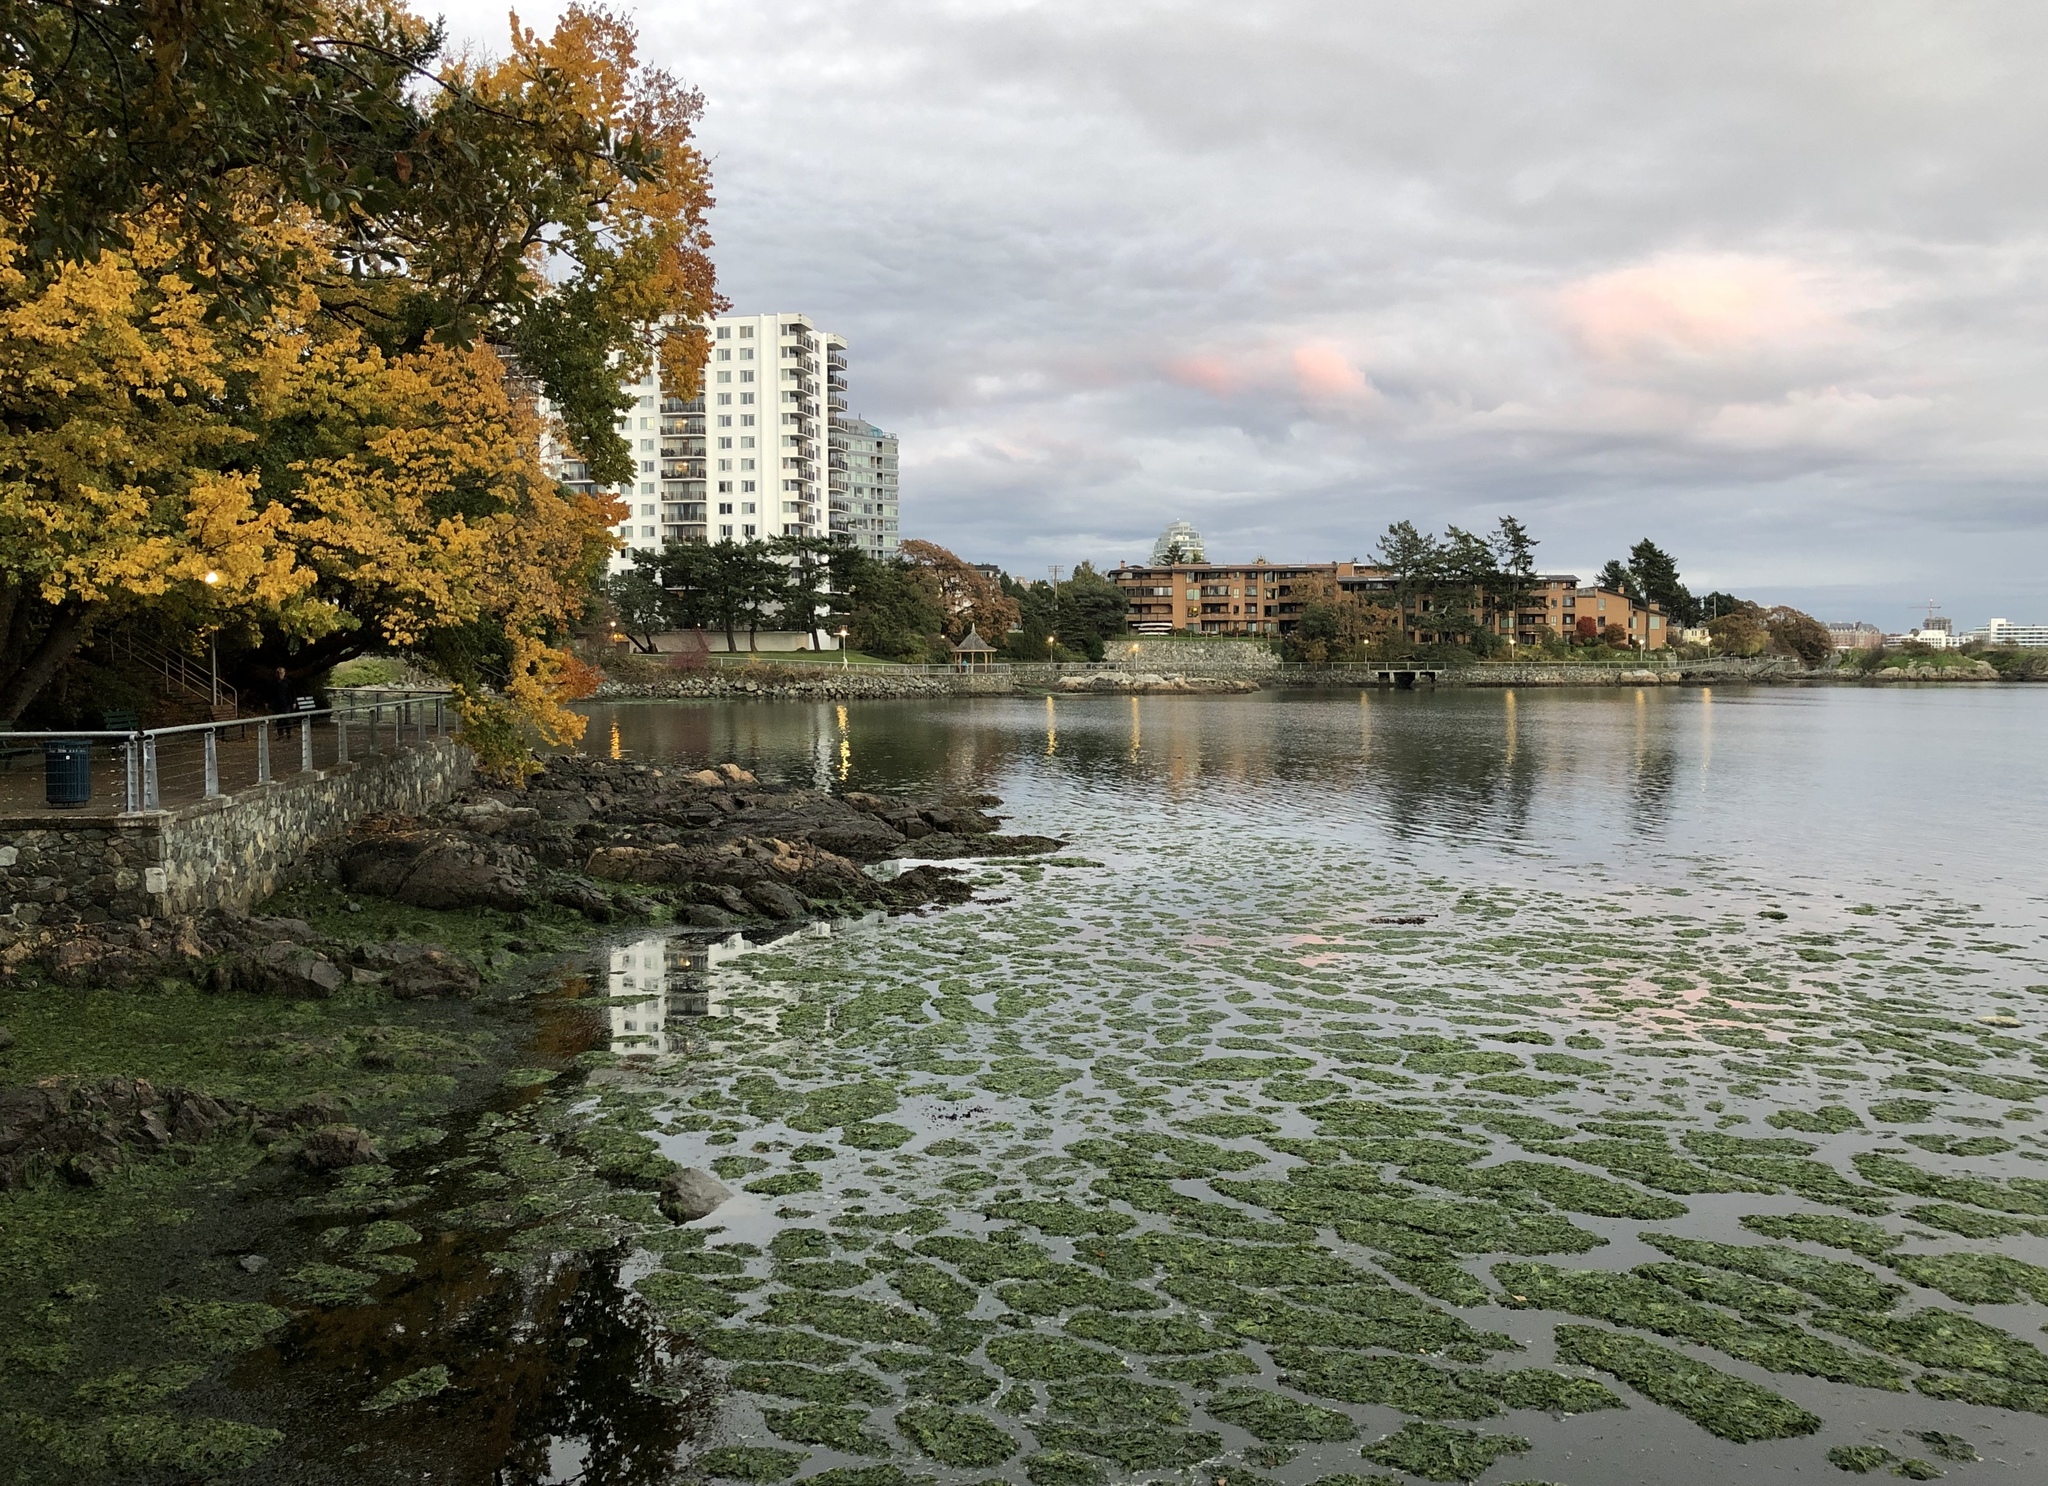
[{"left": 0, "top": 1, "right": 718, "bottom": 773}]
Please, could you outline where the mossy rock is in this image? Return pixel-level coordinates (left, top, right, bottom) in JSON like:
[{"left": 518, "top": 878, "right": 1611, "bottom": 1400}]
[
  {"left": 763, "top": 1402, "right": 892, "bottom": 1454},
  {"left": 728, "top": 1362, "right": 893, "bottom": 1405},
  {"left": 1045, "top": 1375, "right": 1188, "bottom": 1427}
]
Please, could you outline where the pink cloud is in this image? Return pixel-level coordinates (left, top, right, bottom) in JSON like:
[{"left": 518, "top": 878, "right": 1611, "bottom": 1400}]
[
  {"left": 1556, "top": 253, "right": 1847, "bottom": 363},
  {"left": 1291, "top": 343, "right": 1373, "bottom": 400},
  {"left": 1164, "top": 353, "right": 1242, "bottom": 397}
]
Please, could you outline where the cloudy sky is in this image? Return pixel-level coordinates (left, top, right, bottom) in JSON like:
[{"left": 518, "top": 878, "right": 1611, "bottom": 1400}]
[{"left": 441, "top": 1, "right": 2047, "bottom": 627}]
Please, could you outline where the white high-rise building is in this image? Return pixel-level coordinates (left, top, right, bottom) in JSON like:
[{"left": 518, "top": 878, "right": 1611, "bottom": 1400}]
[
  {"left": 551, "top": 312, "right": 844, "bottom": 574},
  {"left": 830, "top": 416, "right": 900, "bottom": 557}
]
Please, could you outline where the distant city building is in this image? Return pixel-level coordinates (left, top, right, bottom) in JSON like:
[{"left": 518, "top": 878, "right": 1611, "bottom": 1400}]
[
  {"left": 549, "top": 311, "right": 845, "bottom": 574},
  {"left": 830, "top": 415, "right": 899, "bottom": 558},
  {"left": 1150, "top": 520, "right": 1206, "bottom": 565},
  {"left": 971, "top": 563, "right": 1003, "bottom": 583},
  {"left": 1888, "top": 626, "right": 1960, "bottom": 650},
  {"left": 1970, "top": 618, "right": 2048, "bottom": 648},
  {"left": 1827, "top": 621, "right": 1884, "bottom": 651}
]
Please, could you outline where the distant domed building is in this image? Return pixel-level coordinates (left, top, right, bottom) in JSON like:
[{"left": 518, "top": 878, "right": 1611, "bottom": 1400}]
[{"left": 1151, "top": 520, "right": 1206, "bottom": 565}]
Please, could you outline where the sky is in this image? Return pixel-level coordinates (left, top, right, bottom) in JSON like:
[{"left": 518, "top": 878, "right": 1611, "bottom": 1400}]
[{"left": 438, "top": 1, "right": 2048, "bottom": 629}]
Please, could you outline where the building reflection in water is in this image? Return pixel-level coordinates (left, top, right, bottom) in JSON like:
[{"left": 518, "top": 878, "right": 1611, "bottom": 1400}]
[{"left": 603, "top": 922, "right": 847, "bottom": 1057}]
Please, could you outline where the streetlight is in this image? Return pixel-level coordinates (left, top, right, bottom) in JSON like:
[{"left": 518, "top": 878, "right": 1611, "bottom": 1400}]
[
  {"left": 202, "top": 571, "right": 221, "bottom": 706},
  {"left": 837, "top": 626, "right": 850, "bottom": 667}
]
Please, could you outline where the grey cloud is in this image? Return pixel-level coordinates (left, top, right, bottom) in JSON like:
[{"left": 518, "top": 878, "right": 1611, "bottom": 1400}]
[{"left": 439, "top": 0, "right": 2048, "bottom": 627}]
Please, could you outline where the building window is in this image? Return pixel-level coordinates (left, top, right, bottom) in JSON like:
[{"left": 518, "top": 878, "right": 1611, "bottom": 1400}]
[
  {"left": 718, "top": 502, "right": 733, "bottom": 515},
  {"left": 743, "top": 524, "right": 756, "bottom": 537},
  {"left": 739, "top": 371, "right": 753, "bottom": 383},
  {"left": 740, "top": 414, "right": 755, "bottom": 427},
  {"left": 715, "top": 326, "right": 729, "bottom": 339},
  {"left": 739, "top": 325, "right": 753, "bottom": 338},
  {"left": 738, "top": 348, "right": 753, "bottom": 360},
  {"left": 719, "top": 524, "right": 733, "bottom": 538},
  {"left": 741, "top": 480, "right": 755, "bottom": 492},
  {"left": 717, "top": 414, "right": 731, "bottom": 427},
  {"left": 742, "top": 502, "right": 756, "bottom": 514},
  {"left": 715, "top": 348, "right": 730, "bottom": 361},
  {"left": 740, "top": 393, "right": 754, "bottom": 405},
  {"left": 639, "top": 482, "right": 653, "bottom": 493},
  {"left": 716, "top": 393, "right": 731, "bottom": 405},
  {"left": 715, "top": 371, "right": 730, "bottom": 383},
  {"left": 717, "top": 481, "right": 732, "bottom": 493}
]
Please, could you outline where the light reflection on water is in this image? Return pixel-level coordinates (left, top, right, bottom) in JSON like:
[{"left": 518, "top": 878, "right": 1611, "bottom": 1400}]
[{"left": 577, "top": 687, "right": 2048, "bottom": 922}]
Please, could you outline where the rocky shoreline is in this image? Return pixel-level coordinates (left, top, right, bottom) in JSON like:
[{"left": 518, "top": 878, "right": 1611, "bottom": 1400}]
[{"left": 0, "top": 753, "right": 1058, "bottom": 1476}]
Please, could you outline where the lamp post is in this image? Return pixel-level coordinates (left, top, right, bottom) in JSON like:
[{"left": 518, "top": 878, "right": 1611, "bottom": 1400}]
[
  {"left": 202, "top": 570, "right": 221, "bottom": 707},
  {"left": 837, "top": 626, "right": 850, "bottom": 667}
]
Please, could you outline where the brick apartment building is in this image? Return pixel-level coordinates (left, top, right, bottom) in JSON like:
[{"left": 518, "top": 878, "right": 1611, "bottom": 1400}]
[{"left": 1109, "top": 561, "right": 1670, "bottom": 647}]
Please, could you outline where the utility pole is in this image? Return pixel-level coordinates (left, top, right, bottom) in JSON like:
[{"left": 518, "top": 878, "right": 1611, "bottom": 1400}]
[{"left": 1048, "top": 565, "right": 1062, "bottom": 588}]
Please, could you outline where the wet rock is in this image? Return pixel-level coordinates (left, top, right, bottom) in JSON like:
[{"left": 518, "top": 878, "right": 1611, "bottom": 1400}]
[
  {"left": 0, "top": 1025, "right": 12, "bottom": 1051},
  {"left": 212, "top": 941, "right": 347, "bottom": 999},
  {"left": 550, "top": 878, "right": 617, "bottom": 922},
  {"left": 805, "top": 815, "right": 909, "bottom": 862},
  {"left": 340, "top": 824, "right": 534, "bottom": 912},
  {"left": 745, "top": 880, "right": 809, "bottom": 919},
  {"left": 679, "top": 904, "right": 737, "bottom": 928},
  {"left": 442, "top": 796, "right": 541, "bottom": 834},
  {"left": 381, "top": 951, "right": 483, "bottom": 1001},
  {"left": 716, "top": 763, "right": 757, "bottom": 784},
  {"left": 686, "top": 768, "right": 725, "bottom": 787},
  {"left": 657, "top": 1166, "right": 732, "bottom": 1222},
  {"left": 0, "top": 1076, "right": 254, "bottom": 1188},
  {"left": 238, "top": 1254, "right": 269, "bottom": 1274},
  {"left": 298, "top": 1124, "right": 384, "bottom": 1172},
  {"left": 695, "top": 884, "right": 751, "bottom": 916}
]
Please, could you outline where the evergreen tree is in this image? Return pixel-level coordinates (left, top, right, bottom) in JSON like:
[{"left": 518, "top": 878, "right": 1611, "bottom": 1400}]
[{"left": 1627, "top": 539, "right": 1697, "bottom": 626}]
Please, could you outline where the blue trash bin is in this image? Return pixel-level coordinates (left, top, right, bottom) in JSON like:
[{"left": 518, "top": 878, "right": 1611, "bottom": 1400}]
[{"left": 44, "top": 740, "right": 91, "bottom": 808}]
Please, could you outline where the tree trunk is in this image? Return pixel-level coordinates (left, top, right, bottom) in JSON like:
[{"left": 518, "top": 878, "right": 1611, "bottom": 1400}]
[{"left": 0, "top": 600, "right": 91, "bottom": 724}]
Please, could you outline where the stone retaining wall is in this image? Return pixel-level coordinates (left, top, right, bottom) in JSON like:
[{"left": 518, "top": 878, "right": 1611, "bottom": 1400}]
[
  {"left": 1114, "top": 639, "right": 1279, "bottom": 675},
  {"left": 0, "top": 739, "right": 470, "bottom": 925}
]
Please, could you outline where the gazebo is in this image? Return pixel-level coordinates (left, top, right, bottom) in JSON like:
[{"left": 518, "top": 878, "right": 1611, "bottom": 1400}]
[{"left": 950, "top": 628, "right": 997, "bottom": 671}]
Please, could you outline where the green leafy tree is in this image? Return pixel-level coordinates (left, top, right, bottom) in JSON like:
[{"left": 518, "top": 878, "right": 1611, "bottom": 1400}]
[
  {"left": 605, "top": 559, "right": 673, "bottom": 652},
  {"left": 1054, "top": 563, "right": 1130, "bottom": 661},
  {"left": 1764, "top": 605, "right": 1832, "bottom": 668},
  {"left": 1706, "top": 602, "right": 1769, "bottom": 657},
  {"left": 827, "top": 547, "right": 945, "bottom": 661}
]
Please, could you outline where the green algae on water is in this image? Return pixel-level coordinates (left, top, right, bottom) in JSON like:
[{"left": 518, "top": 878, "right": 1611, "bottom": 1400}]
[
  {"left": 895, "top": 1405, "right": 1017, "bottom": 1467},
  {"left": 1359, "top": 1422, "right": 1532, "bottom": 1483},
  {"left": 1202, "top": 1388, "right": 1358, "bottom": 1443},
  {"left": 985, "top": 1334, "right": 1128, "bottom": 1381},
  {"left": 1553, "top": 1326, "right": 1821, "bottom": 1442},
  {"left": 698, "top": 1446, "right": 806, "bottom": 1481}
]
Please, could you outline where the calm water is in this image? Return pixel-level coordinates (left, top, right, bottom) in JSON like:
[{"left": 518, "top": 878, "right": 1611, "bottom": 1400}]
[
  {"left": 580, "top": 686, "right": 2048, "bottom": 921},
  {"left": 543, "top": 686, "right": 2048, "bottom": 1486}
]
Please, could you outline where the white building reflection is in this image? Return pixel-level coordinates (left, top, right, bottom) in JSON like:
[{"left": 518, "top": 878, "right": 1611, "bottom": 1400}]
[{"left": 604, "top": 923, "right": 848, "bottom": 1056}]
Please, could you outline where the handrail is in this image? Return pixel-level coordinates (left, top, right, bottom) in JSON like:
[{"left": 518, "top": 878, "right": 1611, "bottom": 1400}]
[{"left": 0, "top": 690, "right": 453, "bottom": 815}]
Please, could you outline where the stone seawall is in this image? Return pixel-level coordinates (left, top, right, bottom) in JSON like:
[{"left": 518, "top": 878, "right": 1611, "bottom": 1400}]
[
  {"left": 594, "top": 671, "right": 1013, "bottom": 701},
  {"left": 0, "top": 739, "right": 471, "bottom": 925}
]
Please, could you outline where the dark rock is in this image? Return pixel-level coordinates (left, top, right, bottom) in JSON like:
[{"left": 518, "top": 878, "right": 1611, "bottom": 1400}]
[
  {"left": 679, "top": 904, "right": 736, "bottom": 928},
  {"left": 0, "top": 1026, "right": 12, "bottom": 1051},
  {"left": 657, "top": 1166, "right": 731, "bottom": 1222},
  {"left": 381, "top": 951, "right": 483, "bottom": 1001},
  {"left": 0, "top": 1075, "right": 253, "bottom": 1188},
  {"left": 549, "top": 879, "right": 616, "bottom": 922},
  {"left": 744, "top": 880, "right": 808, "bottom": 919},
  {"left": 340, "top": 825, "right": 534, "bottom": 911},
  {"left": 806, "top": 815, "right": 909, "bottom": 862},
  {"left": 695, "top": 884, "right": 750, "bottom": 916},
  {"left": 298, "top": 1124, "right": 384, "bottom": 1172},
  {"left": 212, "top": 941, "right": 346, "bottom": 999},
  {"left": 921, "top": 802, "right": 997, "bottom": 835}
]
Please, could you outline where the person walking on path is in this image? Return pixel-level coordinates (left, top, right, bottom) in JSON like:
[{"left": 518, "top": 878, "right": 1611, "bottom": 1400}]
[{"left": 269, "top": 666, "right": 298, "bottom": 736}]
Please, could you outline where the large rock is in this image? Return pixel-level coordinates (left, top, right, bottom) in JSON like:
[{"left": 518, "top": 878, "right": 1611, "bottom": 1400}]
[
  {"left": 297, "top": 1124, "right": 384, "bottom": 1172},
  {"left": 341, "top": 825, "right": 534, "bottom": 911},
  {"left": 213, "top": 940, "right": 346, "bottom": 999},
  {"left": 744, "top": 880, "right": 808, "bottom": 919},
  {"left": 381, "top": 951, "right": 483, "bottom": 1001},
  {"left": 657, "top": 1166, "right": 731, "bottom": 1223}
]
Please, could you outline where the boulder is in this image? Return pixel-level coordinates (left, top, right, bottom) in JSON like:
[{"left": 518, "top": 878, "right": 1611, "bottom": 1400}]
[
  {"left": 213, "top": 941, "right": 346, "bottom": 999},
  {"left": 804, "top": 815, "right": 909, "bottom": 862},
  {"left": 297, "top": 1124, "right": 384, "bottom": 1172},
  {"left": 341, "top": 827, "right": 534, "bottom": 912},
  {"left": 657, "top": 1166, "right": 732, "bottom": 1223},
  {"left": 686, "top": 768, "right": 725, "bottom": 787},
  {"left": 381, "top": 951, "right": 483, "bottom": 1001},
  {"left": 0, "top": 1025, "right": 13, "bottom": 1052},
  {"left": 716, "top": 763, "right": 757, "bottom": 784},
  {"left": 744, "top": 880, "right": 809, "bottom": 919},
  {"left": 679, "top": 904, "right": 737, "bottom": 929}
]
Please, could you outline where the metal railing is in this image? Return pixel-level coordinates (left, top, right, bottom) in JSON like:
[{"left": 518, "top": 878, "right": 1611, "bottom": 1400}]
[{"left": 0, "top": 690, "right": 452, "bottom": 818}]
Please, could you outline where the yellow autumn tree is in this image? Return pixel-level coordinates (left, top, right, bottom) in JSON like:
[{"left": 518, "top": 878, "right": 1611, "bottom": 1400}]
[{"left": 0, "top": 1, "right": 718, "bottom": 769}]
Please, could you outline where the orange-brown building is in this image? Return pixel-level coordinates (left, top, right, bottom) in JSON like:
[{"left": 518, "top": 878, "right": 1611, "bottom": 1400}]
[
  {"left": 1111, "top": 560, "right": 1373, "bottom": 635},
  {"left": 1111, "top": 560, "right": 1672, "bottom": 647}
]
